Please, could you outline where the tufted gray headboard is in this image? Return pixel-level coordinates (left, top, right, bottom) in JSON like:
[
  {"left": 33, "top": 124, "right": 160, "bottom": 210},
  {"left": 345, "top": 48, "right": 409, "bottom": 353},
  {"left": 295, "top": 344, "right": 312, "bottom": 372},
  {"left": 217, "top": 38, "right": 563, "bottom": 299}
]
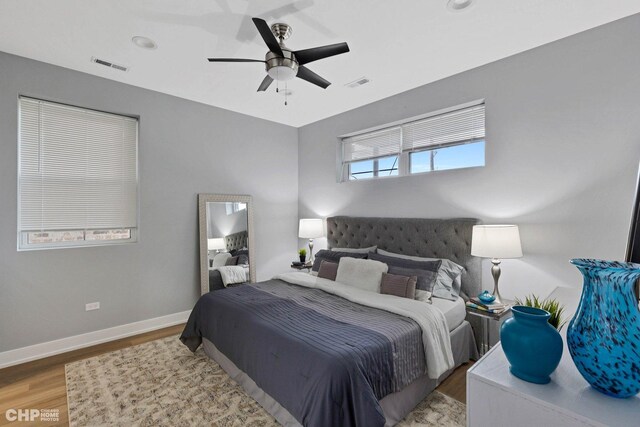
[
  {"left": 326, "top": 216, "right": 481, "bottom": 300},
  {"left": 225, "top": 230, "right": 248, "bottom": 252}
]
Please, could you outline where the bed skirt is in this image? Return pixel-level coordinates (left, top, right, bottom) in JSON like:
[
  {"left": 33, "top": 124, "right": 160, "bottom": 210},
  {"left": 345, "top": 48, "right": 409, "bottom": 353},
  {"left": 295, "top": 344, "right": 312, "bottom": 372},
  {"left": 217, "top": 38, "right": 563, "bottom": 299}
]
[{"left": 202, "top": 319, "right": 477, "bottom": 426}]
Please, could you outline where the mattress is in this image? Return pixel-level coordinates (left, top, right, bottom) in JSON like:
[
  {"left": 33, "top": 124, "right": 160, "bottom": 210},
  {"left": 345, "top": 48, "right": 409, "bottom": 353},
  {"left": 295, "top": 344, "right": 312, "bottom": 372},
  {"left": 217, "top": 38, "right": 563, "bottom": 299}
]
[{"left": 432, "top": 296, "right": 466, "bottom": 332}]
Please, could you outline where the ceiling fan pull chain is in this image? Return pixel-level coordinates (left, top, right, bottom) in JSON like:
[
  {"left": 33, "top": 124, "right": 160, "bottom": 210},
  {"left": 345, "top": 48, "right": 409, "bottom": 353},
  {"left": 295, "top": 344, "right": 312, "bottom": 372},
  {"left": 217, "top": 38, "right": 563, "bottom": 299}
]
[
  {"left": 276, "top": 68, "right": 279, "bottom": 93},
  {"left": 285, "top": 81, "right": 288, "bottom": 106}
]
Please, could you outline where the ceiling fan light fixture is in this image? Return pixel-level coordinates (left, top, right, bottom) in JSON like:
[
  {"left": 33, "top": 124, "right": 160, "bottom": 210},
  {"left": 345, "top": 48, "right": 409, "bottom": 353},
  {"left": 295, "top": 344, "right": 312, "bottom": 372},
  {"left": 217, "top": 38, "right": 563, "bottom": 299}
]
[
  {"left": 447, "top": 0, "right": 474, "bottom": 11},
  {"left": 268, "top": 65, "right": 297, "bottom": 81}
]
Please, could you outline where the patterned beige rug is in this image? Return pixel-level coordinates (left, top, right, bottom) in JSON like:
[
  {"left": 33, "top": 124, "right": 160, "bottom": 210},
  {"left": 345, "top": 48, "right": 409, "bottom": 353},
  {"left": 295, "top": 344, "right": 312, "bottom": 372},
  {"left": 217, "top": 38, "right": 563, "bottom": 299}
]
[{"left": 66, "top": 336, "right": 466, "bottom": 426}]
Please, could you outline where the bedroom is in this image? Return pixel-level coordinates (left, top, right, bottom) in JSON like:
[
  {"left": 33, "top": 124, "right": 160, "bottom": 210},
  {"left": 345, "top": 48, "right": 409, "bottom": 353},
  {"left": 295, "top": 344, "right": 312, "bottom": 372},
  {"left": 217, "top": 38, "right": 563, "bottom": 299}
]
[{"left": 1, "top": 1, "right": 639, "bottom": 426}]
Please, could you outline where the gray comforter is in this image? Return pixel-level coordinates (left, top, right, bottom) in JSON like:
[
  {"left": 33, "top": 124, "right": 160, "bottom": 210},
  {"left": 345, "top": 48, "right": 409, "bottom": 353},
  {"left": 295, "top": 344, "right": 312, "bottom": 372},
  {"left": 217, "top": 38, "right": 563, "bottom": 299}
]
[{"left": 180, "top": 279, "right": 426, "bottom": 427}]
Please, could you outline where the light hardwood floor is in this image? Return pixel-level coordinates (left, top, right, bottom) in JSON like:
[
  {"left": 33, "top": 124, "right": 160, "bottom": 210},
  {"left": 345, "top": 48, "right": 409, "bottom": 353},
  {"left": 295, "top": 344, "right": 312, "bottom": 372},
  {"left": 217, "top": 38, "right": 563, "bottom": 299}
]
[{"left": 0, "top": 324, "right": 471, "bottom": 426}]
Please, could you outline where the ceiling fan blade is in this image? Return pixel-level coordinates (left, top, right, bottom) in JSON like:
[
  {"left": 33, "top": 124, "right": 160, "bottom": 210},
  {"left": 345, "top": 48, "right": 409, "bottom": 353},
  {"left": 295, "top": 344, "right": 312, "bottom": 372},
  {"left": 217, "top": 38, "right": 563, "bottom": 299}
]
[
  {"left": 252, "top": 17, "right": 284, "bottom": 57},
  {"left": 208, "top": 58, "right": 265, "bottom": 63},
  {"left": 293, "top": 42, "right": 349, "bottom": 65},
  {"left": 296, "top": 66, "right": 330, "bottom": 89},
  {"left": 257, "top": 75, "right": 274, "bottom": 92}
]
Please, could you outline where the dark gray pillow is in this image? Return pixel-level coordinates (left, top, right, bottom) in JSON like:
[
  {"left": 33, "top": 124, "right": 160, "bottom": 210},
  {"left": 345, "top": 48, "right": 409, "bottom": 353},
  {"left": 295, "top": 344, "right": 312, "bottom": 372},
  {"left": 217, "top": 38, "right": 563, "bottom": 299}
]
[
  {"left": 237, "top": 254, "right": 249, "bottom": 265},
  {"left": 380, "top": 272, "right": 417, "bottom": 299},
  {"left": 369, "top": 252, "right": 441, "bottom": 291},
  {"left": 387, "top": 265, "right": 438, "bottom": 293},
  {"left": 224, "top": 256, "right": 239, "bottom": 266},
  {"left": 317, "top": 260, "right": 338, "bottom": 281},
  {"left": 312, "top": 250, "right": 368, "bottom": 272}
]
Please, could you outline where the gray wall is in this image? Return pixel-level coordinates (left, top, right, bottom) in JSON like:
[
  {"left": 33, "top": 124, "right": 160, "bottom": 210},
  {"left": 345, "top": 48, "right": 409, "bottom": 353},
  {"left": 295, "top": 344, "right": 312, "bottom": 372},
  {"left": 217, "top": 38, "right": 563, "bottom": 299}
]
[
  {"left": 0, "top": 52, "right": 298, "bottom": 352},
  {"left": 298, "top": 14, "right": 640, "bottom": 300}
]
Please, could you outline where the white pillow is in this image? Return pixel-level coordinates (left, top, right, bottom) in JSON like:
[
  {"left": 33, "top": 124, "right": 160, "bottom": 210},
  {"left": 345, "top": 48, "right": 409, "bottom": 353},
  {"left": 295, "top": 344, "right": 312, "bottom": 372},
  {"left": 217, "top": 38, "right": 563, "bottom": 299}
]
[
  {"left": 212, "top": 252, "right": 232, "bottom": 268},
  {"left": 335, "top": 257, "right": 388, "bottom": 293}
]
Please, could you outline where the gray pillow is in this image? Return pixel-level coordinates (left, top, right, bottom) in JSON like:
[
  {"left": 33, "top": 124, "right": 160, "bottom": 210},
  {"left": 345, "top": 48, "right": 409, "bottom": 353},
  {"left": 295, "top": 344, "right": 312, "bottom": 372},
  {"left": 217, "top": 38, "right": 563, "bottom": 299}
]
[
  {"left": 368, "top": 252, "right": 441, "bottom": 291},
  {"left": 388, "top": 265, "right": 438, "bottom": 293},
  {"left": 380, "top": 272, "right": 417, "bottom": 299},
  {"left": 376, "top": 249, "right": 464, "bottom": 299},
  {"left": 224, "top": 256, "right": 239, "bottom": 266},
  {"left": 330, "top": 245, "right": 377, "bottom": 254},
  {"left": 312, "top": 250, "right": 368, "bottom": 272},
  {"left": 317, "top": 260, "right": 338, "bottom": 281}
]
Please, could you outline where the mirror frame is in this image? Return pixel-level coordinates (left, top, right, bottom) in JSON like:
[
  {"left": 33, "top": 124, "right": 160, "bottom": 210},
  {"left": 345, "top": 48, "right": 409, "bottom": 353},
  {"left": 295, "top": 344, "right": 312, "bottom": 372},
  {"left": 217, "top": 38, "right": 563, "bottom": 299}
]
[{"left": 198, "top": 193, "right": 256, "bottom": 295}]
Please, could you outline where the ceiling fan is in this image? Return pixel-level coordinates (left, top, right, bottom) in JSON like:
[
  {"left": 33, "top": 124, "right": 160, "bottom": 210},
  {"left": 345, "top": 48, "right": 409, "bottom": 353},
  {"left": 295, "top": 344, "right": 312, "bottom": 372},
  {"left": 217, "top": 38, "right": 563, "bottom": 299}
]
[{"left": 208, "top": 17, "right": 350, "bottom": 93}]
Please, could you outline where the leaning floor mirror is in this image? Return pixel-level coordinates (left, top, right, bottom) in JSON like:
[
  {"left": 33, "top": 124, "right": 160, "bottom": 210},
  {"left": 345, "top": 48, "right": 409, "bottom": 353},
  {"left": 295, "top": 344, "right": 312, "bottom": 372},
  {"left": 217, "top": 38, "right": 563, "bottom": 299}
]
[{"left": 198, "top": 194, "right": 256, "bottom": 295}]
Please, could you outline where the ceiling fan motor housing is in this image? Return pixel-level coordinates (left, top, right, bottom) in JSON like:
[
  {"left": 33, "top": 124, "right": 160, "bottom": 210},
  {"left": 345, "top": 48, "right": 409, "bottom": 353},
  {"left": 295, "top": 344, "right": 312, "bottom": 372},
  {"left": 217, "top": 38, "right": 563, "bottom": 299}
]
[{"left": 265, "top": 49, "right": 298, "bottom": 81}]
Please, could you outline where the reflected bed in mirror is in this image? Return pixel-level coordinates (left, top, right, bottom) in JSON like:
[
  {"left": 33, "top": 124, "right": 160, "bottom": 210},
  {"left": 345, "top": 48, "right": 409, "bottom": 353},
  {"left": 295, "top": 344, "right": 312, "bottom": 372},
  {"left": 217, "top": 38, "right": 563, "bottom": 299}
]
[{"left": 198, "top": 194, "right": 255, "bottom": 295}]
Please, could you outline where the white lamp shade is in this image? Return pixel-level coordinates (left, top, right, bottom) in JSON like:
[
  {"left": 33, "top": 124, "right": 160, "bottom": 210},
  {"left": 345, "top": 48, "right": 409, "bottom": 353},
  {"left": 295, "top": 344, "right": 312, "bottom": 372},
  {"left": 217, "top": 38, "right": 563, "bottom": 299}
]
[
  {"left": 471, "top": 225, "right": 523, "bottom": 259},
  {"left": 298, "top": 218, "right": 324, "bottom": 239},
  {"left": 208, "top": 237, "right": 226, "bottom": 251}
]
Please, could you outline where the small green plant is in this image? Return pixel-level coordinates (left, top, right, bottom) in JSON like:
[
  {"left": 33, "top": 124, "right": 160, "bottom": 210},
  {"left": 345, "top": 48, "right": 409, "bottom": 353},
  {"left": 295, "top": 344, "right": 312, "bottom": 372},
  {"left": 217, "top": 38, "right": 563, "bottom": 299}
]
[
  {"left": 298, "top": 248, "right": 307, "bottom": 256},
  {"left": 515, "top": 294, "right": 567, "bottom": 331}
]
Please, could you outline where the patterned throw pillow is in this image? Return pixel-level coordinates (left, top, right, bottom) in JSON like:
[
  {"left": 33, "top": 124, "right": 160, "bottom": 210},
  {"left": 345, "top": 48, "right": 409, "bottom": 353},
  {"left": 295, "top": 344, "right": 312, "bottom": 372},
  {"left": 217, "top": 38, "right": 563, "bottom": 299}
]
[
  {"left": 380, "top": 273, "right": 418, "bottom": 299},
  {"left": 317, "top": 260, "right": 339, "bottom": 281}
]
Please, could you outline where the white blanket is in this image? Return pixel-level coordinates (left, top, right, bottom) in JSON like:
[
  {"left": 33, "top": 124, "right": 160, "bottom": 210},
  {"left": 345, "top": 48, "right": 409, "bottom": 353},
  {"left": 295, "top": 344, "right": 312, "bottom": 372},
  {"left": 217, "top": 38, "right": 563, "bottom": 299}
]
[
  {"left": 274, "top": 272, "right": 455, "bottom": 379},
  {"left": 218, "top": 266, "right": 247, "bottom": 286}
]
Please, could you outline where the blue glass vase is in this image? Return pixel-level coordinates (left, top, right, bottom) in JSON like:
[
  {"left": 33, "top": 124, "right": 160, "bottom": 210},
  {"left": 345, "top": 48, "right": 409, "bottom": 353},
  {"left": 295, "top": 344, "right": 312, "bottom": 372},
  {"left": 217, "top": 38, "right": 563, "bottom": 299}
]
[
  {"left": 501, "top": 305, "right": 563, "bottom": 384},
  {"left": 568, "top": 259, "right": 640, "bottom": 398}
]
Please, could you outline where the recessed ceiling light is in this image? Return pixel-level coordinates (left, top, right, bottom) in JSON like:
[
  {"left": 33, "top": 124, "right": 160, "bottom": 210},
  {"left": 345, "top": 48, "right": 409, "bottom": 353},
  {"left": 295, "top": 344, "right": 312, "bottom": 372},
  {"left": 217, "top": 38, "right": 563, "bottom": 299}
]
[
  {"left": 131, "top": 36, "right": 157, "bottom": 50},
  {"left": 447, "top": 0, "right": 474, "bottom": 12}
]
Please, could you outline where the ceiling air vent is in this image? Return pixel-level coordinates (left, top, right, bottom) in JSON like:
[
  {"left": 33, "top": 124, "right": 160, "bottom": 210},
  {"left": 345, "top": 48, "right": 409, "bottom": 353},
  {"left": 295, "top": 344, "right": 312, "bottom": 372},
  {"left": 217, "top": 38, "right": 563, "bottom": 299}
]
[
  {"left": 91, "top": 57, "right": 129, "bottom": 72},
  {"left": 345, "top": 77, "right": 370, "bottom": 88}
]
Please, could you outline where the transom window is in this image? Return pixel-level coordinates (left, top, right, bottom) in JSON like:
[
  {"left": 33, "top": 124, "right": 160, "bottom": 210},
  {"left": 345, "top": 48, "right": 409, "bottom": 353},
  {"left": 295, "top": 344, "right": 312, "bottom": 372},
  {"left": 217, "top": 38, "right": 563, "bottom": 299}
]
[
  {"left": 18, "top": 97, "right": 139, "bottom": 250},
  {"left": 341, "top": 102, "right": 485, "bottom": 181}
]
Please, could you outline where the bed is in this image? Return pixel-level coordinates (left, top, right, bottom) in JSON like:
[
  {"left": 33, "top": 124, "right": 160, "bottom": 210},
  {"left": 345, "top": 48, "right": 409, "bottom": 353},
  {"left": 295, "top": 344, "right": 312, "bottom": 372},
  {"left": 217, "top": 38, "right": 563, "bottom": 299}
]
[{"left": 182, "top": 216, "right": 480, "bottom": 426}]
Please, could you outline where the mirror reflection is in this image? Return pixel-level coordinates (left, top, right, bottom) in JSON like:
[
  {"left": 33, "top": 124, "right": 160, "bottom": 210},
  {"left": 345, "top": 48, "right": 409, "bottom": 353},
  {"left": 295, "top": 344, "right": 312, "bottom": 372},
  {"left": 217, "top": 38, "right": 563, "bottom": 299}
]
[
  {"left": 204, "top": 200, "right": 251, "bottom": 292},
  {"left": 200, "top": 195, "right": 252, "bottom": 293}
]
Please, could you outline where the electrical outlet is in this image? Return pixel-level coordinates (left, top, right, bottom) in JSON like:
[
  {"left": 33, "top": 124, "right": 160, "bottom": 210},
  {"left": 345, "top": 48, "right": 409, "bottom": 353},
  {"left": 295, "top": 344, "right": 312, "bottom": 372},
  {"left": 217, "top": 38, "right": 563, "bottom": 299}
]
[{"left": 85, "top": 302, "right": 100, "bottom": 311}]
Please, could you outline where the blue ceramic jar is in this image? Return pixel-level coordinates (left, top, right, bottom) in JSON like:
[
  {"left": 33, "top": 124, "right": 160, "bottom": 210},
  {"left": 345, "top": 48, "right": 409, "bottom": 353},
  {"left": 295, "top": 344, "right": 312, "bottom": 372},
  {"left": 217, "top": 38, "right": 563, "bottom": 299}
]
[
  {"left": 501, "top": 305, "right": 563, "bottom": 384},
  {"left": 568, "top": 259, "right": 640, "bottom": 398}
]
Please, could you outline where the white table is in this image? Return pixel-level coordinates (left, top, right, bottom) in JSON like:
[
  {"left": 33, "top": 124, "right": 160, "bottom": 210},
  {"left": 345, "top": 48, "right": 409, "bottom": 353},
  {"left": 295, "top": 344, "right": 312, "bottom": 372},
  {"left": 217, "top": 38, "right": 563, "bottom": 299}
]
[{"left": 467, "top": 340, "right": 640, "bottom": 427}]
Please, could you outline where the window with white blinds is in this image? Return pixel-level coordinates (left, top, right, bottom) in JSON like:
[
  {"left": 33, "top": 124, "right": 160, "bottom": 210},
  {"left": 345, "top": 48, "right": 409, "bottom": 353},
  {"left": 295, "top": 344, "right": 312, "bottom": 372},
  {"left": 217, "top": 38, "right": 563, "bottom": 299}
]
[
  {"left": 18, "top": 97, "right": 138, "bottom": 250},
  {"left": 341, "top": 102, "right": 485, "bottom": 181}
]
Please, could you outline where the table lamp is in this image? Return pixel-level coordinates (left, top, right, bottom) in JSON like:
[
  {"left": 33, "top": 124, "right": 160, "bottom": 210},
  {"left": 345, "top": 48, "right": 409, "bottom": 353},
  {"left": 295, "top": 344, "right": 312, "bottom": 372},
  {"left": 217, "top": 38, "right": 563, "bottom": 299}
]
[
  {"left": 298, "top": 219, "right": 324, "bottom": 263},
  {"left": 471, "top": 225, "right": 523, "bottom": 304},
  {"left": 208, "top": 237, "right": 226, "bottom": 253}
]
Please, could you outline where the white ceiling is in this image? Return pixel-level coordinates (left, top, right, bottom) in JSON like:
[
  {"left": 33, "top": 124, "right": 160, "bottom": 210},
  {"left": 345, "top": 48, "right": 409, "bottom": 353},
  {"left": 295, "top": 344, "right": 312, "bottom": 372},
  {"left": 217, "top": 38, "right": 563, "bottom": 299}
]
[{"left": 1, "top": 1, "right": 639, "bottom": 127}]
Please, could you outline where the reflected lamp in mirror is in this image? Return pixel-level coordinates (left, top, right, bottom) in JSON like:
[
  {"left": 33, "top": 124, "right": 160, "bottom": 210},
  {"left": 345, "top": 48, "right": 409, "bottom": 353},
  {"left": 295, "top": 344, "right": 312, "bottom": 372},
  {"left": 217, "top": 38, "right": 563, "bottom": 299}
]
[
  {"left": 208, "top": 237, "right": 226, "bottom": 252},
  {"left": 471, "top": 224, "right": 523, "bottom": 304},
  {"left": 299, "top": 219, "right": 324, "bottom": 263}
]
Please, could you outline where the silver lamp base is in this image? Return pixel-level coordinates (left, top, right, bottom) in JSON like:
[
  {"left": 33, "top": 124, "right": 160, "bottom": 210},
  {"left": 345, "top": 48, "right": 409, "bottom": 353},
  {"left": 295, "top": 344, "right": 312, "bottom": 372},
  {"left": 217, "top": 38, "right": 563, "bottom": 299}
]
[{"left": 491, "top": 258, "right": 503, "bottom": 304}]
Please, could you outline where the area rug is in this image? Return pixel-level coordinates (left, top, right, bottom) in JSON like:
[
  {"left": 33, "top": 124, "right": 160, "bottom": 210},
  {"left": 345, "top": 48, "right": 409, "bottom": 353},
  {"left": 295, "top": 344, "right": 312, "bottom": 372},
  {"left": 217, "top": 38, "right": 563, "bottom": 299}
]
[{"left": 66, "top": 336, "right": 466, "bottom": 426}]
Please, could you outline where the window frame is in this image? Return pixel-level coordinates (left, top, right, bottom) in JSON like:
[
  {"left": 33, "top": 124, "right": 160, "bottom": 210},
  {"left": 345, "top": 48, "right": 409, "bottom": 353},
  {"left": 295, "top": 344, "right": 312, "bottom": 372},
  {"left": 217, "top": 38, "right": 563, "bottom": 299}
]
[
  {"left": 340, "top": 100, "right": 485, "bottom": 182},
  {"left": 348, "top": 155, "right": 400, "bottom": 181},
  {"left": 17, "top": 96, "right": 140, "bottom": 251}
]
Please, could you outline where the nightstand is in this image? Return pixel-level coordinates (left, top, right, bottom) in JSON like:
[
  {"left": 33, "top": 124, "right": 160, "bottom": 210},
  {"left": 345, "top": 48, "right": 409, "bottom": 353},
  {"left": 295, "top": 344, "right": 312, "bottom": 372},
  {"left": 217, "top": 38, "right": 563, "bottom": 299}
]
[
  {"left": 291, "top": 262, "right": 312, "bottom": 271},
  {"left": 466, "top": 301, "right": 512, "bottom": 356},
  {"left": 467, "top": 342, "right": 640, "bottom": 426}
]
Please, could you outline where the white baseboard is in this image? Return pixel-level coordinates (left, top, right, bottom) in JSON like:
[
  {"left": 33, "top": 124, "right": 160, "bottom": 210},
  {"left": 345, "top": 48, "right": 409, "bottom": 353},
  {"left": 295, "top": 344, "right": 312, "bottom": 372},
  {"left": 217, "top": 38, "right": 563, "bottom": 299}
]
[{"left": 0, "top": 310, "right": 191, "bottom": 369}]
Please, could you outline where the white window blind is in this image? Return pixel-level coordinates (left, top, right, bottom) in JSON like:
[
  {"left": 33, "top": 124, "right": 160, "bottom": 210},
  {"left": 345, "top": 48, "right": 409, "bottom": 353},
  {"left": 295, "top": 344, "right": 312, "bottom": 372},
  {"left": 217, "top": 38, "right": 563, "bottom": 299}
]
[
  {"left": 18, "top": 97, "right": 138, "bottom": 249},
  {"left": 402, "top": 104, "right": 485, "bottom": 152},
  {"left": 342, "top": 127, "right": 402, "bottom": 163},
  {"left": 340, "top": 102, "right": 485, "bottom": 181}
]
